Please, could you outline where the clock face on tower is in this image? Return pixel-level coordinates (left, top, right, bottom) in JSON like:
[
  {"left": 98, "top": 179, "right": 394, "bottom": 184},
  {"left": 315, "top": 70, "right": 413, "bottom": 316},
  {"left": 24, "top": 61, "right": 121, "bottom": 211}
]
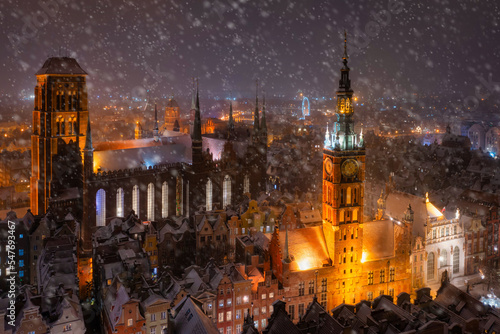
[
  {"left": 341, "top": 159, "right": 359, "bottom": 177},
  {"left": 325, "top": 158, "right": 333, "bottom": 175}
]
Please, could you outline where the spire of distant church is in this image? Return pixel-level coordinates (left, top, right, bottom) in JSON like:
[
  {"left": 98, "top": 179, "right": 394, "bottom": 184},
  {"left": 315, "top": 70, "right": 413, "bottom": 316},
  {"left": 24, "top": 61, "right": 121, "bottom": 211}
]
[
  {"left": 260, "top": 92, "right": 267, "bottom": 133},
  {"left": 284, "top": 225, "right": 291, "bottom": 263},
  {"left": 253, "top": 79, "right": 260, "bottom": 137},
  {"left": 190, "top": 77, "right": 196, "bottom": 111},
  {"left": 84, "top": 116, "right": 93, "bottom": 151},
  {"left": 228, "top": 98, "right": 235, "bottom": 139},
  {"left": 339, "top": 30, "right": 352, "bottom": 92},
  {"left": 192, "top": 79, "right": 202, "bottom": 142}
]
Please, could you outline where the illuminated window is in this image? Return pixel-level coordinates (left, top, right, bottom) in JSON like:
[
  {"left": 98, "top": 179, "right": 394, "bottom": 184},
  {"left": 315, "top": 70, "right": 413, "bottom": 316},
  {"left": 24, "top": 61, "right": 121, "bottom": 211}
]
[
  {"left": 427, "top": 252, "right": 435, "bottom": 280},
  {"left": 321, "top": 278, "right": 327, "bottom": 292},
  {"left": 309, "top": 280, "right": 315, "bottom": 294},
  {"left": 389, "top": 267, "right": 395, "bottom": 282},
  {"left": 346, "top": 187, "right": 351, "bottom": 204},
  {"left": 69, "top": 116, "right": 76, "bottom": 135},
  {"left": 321, "top": 293, "right": 327, "bottom": 308},
  {"left": 367, "top": 292, "right": 373, "bottom": 301},
  {"left": 218, "top": 312, "right": 224, "bottom": 323},
  {"left": 453, "top": 246, "right": 460, "bottom": 273},
  {"left": 226, "top": 311, "right": 232, "bottom": 321},
  {"left": 368, "top": 271, "right": 373, "bottom": 285},
  {"left": 298, "top": 282, "right": 305, "bottom": 296},
  {"left": 340, "top": 210, "right": 345, "bottom": 223},
  {"left": 96, "top": 189, "right": 106, "bottom": 226},
  {"left": 56, "top": 116, "right": 63, "bottom": 135},
  {"left": 132, "top": 185, "right": 140, "bottom": 215},
  {"left": 223, "top": 175, "right": 231, "bottom": 208},
  {"left": 353, "top": 209, "right": 358, "bottom": 222},
  {"left": 128, "top": 319, "right": 133, "bottom": 326},
  {"left": 162, "top": 181, "right": 168, "bottom": 218},
  {"left": 147, "top": 183, "right": 155, "bottom": 221},
  {"left": 244, "top": 174, "right": 250, "bottom": 194},
  {"left": 440, "top": 249, "right": 448, "bottom": 267},
  {"left": 116, "top": 188, "right": 124, "bottom": 217},
  {"left": 206, "top": 179, "right": 213, "bottom": 211}
]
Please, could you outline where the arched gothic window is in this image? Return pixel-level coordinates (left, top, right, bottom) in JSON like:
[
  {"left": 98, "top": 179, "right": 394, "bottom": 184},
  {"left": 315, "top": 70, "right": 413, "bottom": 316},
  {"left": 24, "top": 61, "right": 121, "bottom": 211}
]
[
  {"left": 132, "top": 185, "right": 140, "bottom": 215},
  {"left": 147, "top": 183, "right": 155, "bottom": 221},
  {"left": 116, "top": 188, "right": 124, "bottom": 217},
  {"left": 206, "top": 179, "right": 213, "bottom": 211},
  {"left": 162, "top": 181, "right": 168, "bottom": 218},
  {"left": 427, "top": 252, "right": 435, "bottom": 280},
  {"left": 96, "top": 189, "right": 106, "bottom": 226},
  {"left": 244, "top": 174, "right": 250, "bottom": 194},
  {"left": 223, "top": 175, "right": 231, "bottom": 208},
  {"left": 453, "top": 246, "right": 460, "bottom": 273}
]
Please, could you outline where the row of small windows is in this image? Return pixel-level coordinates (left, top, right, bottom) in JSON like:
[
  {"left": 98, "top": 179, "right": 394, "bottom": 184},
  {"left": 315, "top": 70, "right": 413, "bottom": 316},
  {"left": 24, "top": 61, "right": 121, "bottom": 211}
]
[
  {"left": 367, "top": 289, "right": 394, "bottom": 301},
  {"left": 55, "top": 116, "right": 77, "bottom": 136},
  {"left": 432, "top": 225, "right": 458, "bottom": 239},
  {"left": 55, "top": 90, "right": 80, "bottom": 111},
  {"left": 323, "top": 186, "right": 360, "bottom": 206},
  {"left": 367, "top": 268, "right": 395, "bottom": 284}
]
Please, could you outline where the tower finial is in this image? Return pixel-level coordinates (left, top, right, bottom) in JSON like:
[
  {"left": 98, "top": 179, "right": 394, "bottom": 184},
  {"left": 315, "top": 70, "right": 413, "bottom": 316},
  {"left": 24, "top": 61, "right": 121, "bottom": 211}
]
[
  {"left": 343, "top": 30, "right": 348, "bottom": 64},
  {"left": 192, "top": 78, "right": 202, "bottom": 142},
  {"left": 190, "top": 77, "right": 196, "bottom": 111},
  {"left": 84, "top": 116, "right": 93, "bottom": 150}
]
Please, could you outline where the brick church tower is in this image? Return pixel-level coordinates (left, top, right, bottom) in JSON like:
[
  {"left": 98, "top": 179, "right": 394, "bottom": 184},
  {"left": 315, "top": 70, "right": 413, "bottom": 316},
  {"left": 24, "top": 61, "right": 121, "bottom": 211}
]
[
  {"left": 322, "top": 33, "right": 366, "bottom": 304},
  {"left": 30, "top": 57, "right": 89, "bottom": 215}
]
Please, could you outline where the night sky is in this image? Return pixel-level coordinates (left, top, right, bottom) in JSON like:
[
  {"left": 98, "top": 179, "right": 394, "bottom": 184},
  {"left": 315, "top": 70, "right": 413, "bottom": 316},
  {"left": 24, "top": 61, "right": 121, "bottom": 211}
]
[{"left": 0, "top": 0, "right": 499, "bottom": 100}]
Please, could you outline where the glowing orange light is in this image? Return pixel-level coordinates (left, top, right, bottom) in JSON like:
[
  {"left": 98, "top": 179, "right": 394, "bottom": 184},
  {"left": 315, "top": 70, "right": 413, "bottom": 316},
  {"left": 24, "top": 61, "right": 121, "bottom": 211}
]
[
  {"left": 360, "top": 252, "right": 367, "bottom": 263},
  {"left": 298, "top": 259, "right": 312, "bottom": 271}
]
